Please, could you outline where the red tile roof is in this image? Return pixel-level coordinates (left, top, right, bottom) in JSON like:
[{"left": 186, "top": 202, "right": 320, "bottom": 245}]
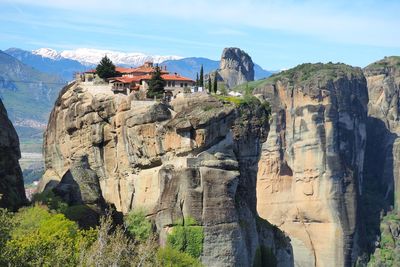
[{"left": 161, "top": 74, "right": 194, "bottom": 82}]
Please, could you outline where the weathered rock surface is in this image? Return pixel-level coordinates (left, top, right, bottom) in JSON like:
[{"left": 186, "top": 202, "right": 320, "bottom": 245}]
[
  {"left": 0, "top": 99, "right": 27, "bottom": 210},
  {"left": 40, "top": 82, "right": 293, "bottom": 266},
  {"left": 53, "top": 155, "right": 105, "bottom": 207},
  {"left": 361, "top": 56, "right": 400, "bottom": 260},
  {"left": 363, "top": 57, "right": 400, "bottom": 210},
  {"left": 213, "top": 47, "right": 255, "bottom": 89},
  {"left": 254, "top": 63, "right": 368, "bottom": 267}
]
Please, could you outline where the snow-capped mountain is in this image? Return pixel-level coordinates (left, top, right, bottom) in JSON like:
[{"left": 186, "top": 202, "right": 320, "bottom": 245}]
[
  {"left": 32, "top": 48, "right": 182, "bottom": 66},
  {"left": 32, "top": 48, "right": 61, "bottom": 60}
]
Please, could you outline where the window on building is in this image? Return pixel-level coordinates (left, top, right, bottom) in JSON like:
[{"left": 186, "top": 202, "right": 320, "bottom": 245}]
[
  {"left": 180, "top": 83, "right": 183, "bottom": 87},
  {"left": 172, "top": 81, "right": 175, "bottom": 87},
  {"left": 184, "top": 83, "right": 187, "bottom": 87}
]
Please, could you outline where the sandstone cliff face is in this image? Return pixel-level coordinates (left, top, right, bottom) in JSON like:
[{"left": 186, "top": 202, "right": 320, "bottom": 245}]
[
  {"left": 40, "top": 82, "right": 293, "bottom": 266},
  {"left": 0, "top": 99, "right": 27, "bottom": 210},
  {"left": 215, "top": 47, "right": 255, "bottom": 89},
  {"left": 363, "top": 57, "right": 400, "bottom": 210},
  {"left": 361, "top": 57, "right": 400, "bottom": 257},
  {"left": 254, "top": 63, "right": 368, "bottom": 267}
]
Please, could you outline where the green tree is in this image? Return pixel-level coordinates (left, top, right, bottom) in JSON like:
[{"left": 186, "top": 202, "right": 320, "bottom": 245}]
[
  {"left": 167, "top": 217, "right": 204, "bottom": 258},
  {"left": 96, "top": 55, "right": 117, "bottom": 79},
  {"left": 157, "top": 246, "right": 202, "bottom": 267},
  {"left": 196, "top": 73, "right": 199, "bottom": 86},
  {"left": 213, "top": 72, "right": 218, "bottom": 94},
  {"left": 199, "top": 65, "right": 204, "bottom": 87},
  {"left": 0, "top": 209, "right": 14, "bottom": 265},
  {"left": 3, "top": 205, "right": 95, "bottom": 266},
  {"left": 81, "top": 213, "right": 157, "bottom": 267},
  {"left": 147, "top": 66, "right": 166, "bottom": 99},
  {"left": 125, "top": 209, "right": 152, "bottom": 242},
  {"left": 208, "top": 78, "right": 212, "bottom": 94}
]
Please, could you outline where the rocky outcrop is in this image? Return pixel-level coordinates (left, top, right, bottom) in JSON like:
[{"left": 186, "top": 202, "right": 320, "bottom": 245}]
[
  {"left": 0, "top": 99, "right": 27, "bottom": 210},
  {"left": 254, "top": 63, "right": 368, "bottom": 267},
  {"left": 212, "top": 47, "right": 255, "bottom": 89},
  {"left": 40, "top": 82, "right": 293, "bottom": 266},
  {"left": 361, "top": 56, "right": 400, "bottom": 258}
]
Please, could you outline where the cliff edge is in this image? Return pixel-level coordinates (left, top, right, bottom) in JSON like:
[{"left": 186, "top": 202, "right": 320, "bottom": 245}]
[
  {"left": 0, "top": 99, "right": 27, "bottom": 210},
  {"left": 39, "top": 81, "right": 293, "bottom": 266},
  {"left": 254, "top": 63, "right": 368, "bottom": 267}
]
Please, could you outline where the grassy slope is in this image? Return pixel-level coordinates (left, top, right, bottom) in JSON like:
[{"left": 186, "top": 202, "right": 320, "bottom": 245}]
[{"left": 233, "top": 62, "right": 361, "bottom": 94}]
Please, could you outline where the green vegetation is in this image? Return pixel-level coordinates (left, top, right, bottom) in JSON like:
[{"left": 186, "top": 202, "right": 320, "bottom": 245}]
[
  {"left": 157, "top": 246, "right": 203, "bottom": 267},
  {"left": 147, "top": 65, "right": 166, "bottom": 99},
  {"left": 96, "top": 55, "right": 117, "bottom": 79},
  {"left": 267, "top": 62, "right": 358, "bottom": 85},
  {"left": 368, "top": 212, "right": 400, "bottom": 267},
  {"left": 2, "top": 205, "right": 95, "bottom": 266},
  {"left": 125, "top": 208, "right": 152, "bottom": 242},
  {"left": 217, "top": 94, "right": 270, "bottom": 114},
  {"left": 234, "top": 62, "right": 361, "bottom": 96},
  {"left": 232, "top": 78, "right": 269, "bottom": 93},
  {"left": 213, "top": 72, "right": 218, "bottom": 94},
  {"left": 208, "top": 77, "right": 212, "bottom": 93},
  {"left": 199, "top": 65, "right": 204, "bottom": 87},
  {"left": 167, "top": 217, "right": 204, "bottom": 259},
  {"left": 366, "top": 56, "right": 400, "bottom": 70},
  {"left": 0, "top": 192, "right": 203, "bottom": 266},
  {"left": 32, "top": 190, "right": 68, "bottom": 212}
]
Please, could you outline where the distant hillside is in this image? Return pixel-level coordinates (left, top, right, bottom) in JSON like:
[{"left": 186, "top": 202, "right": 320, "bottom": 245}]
[
  {"left": 6, "top": 48, "right": 274, "bottom": 82},
  {"left": 0, "top": 50, "right": 65, "bottom": 140},
  {"left": 5, "top": 48, "right": 88, "bottom": 81},
  {"left": 158, "top": 57, "right": 273, "bottom": 80}
]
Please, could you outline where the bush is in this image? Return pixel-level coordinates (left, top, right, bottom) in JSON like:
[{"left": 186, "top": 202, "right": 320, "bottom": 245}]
[
  {"left": 0, "top": 209, "right": 14, "bottom": 265},
  {"left": 32, "top": 190, "right": 68, "bottom": 213},
  {"left": 3, "top": 205, "right": 95, "bottom": 266},
  {"left": 157, "top": 246, "right": 202, "bottom": 267},
  {"left": 125, "top": 208, "right": 152, "bottom": 242},
  {"left": 81, "top": 213, "right": 157, "bottom": 267},
  {"left": 167, "top": 217, "right": 204, "bottom": 258}
]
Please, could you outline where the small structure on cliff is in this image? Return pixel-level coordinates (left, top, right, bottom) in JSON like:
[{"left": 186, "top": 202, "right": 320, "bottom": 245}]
[{"left": 77, "top": 61, "right": 196, "bottom": 97}]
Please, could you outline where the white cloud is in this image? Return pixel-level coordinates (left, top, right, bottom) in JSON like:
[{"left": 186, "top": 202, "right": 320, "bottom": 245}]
[{"left": 2, "top": 0, "right": 400, "bottom": 47}]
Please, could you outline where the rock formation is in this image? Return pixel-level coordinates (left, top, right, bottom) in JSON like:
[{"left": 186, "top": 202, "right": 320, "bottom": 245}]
[
  {"left": 254, "top": 63, "right": 368, "bottom": 267},
  {"left": 361, "top": 56, "right": 400, "bottom": 258},
  {"left": 39, "top": 81, "right": 293, "bottom": 266},
  {"left": 212, "top": 47, "right": 255, "bottom": 89},
  {"left": 0, "top": 99, "right": 27, "bottom": 210}
]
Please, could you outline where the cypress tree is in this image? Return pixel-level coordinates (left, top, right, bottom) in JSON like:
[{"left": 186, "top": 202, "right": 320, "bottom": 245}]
[
  {"left": 196, "top": 73, "right": 199, "bottom": 86},
  {"left": 208, "top": 78, "right": 212, "bottom": 94},
  {"left": 199, "top": 65, "right": 204, "bottom": 87},
  {"left": 213, "top": 72, "right": 218, "bottom": 94},
  {"left": 96, "top": 55, "right": 116, "bottom": 79},
  {"left": 147, "top": 66, "right": 166, "bottom": 99}
]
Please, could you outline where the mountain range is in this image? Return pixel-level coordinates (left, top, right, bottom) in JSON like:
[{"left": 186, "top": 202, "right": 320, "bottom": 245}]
[
  {"left": 0, "top": 47, "right": 274, "bottom": 143},
  {"left": 5, "top": 48, "right": 273, "bottom": 81},
  {"left": 0, "top": 50, "right": 65, "bottom": 140}
]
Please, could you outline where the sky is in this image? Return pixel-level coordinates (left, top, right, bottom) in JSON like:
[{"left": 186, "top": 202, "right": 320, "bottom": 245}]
[{"left": 0, "top": 0, "right": 400, "bottom": 70}]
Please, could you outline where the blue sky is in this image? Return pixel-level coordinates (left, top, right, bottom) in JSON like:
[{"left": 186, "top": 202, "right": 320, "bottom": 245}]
[{"left": 0, "top": 0, "right": 400, "bottom": 70}]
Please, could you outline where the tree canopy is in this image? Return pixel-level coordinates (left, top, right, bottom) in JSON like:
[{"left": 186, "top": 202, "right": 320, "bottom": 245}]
[
  {"left": 96, "top": 55, "right": 117, "bottom": 79},
  {"left": 199, "top": 65, "right": 204, "bottom": 87},
  {"left": 147, "top": 66, "right": 166, "bottom": 99},
  {"left": 213, "top": 72, "right": 218, "bottom": 94}
]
